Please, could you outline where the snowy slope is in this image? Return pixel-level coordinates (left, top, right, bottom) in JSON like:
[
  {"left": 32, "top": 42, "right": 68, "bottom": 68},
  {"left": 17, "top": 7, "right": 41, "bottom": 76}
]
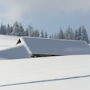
[
  {"left": 0, "top": 44, "right": 30, "bottom": 59},
  {"left": 1, "top": 78, "right": 90, "bottom": 90},
  {"left": 0, "top": 37, "right": 90, "bottom": 59},
  {"left": 0, "top": 35, "right": 19, "bottom": 50},
  {"left": 21, "top": 37, "right": 90, "bottom": 55},
  {"left": 0, "top": 55, "right": 90, "bottom": 90}
]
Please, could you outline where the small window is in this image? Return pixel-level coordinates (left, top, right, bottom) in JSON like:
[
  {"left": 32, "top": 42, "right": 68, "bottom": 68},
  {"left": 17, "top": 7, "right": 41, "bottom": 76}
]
[{"left": 16, "top": 39, "right": 21, "bottom": 45}]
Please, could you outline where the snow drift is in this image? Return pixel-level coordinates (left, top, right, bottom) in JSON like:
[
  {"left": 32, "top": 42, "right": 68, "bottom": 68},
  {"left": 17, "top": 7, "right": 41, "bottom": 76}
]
[
  {"left": 0, "top": 37, "right": 90, "bottom": 59},
  {"left": 0, "top": 44, "right": 30, "bottom": 59},
  {"left": 0, "top": 55, "right": 90, "bottom": 90},
  {"left": 0, "top": 35, "right": 19, "bottom": 50},
  {"left": 20, "top": 37, "right": 90, "bottom": 56}
]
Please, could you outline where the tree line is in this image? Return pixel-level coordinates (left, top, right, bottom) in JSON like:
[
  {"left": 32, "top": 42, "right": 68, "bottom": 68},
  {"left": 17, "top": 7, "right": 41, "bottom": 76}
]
[
  {"left": 52, "top": 26, "right": 89, "bottom": 43},
  {"left": 0, "top": 21, "right": 89, "bottom": 43}
]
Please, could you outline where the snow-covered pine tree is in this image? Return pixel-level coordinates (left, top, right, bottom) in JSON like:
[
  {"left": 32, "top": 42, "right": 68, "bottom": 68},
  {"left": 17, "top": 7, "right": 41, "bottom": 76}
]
[
  {"left": 75, "top": 26, "right": 89, "bottom": 43},
  {"left": 65, "top": 26, "right": 75, "bottom": 40},
  {"left": 11, "top": 22, "right": 24, "bottom": 36},
  {"left": 19, "top": 23, "right": 24, "bottom": 36},
  {"left": 6, "top": 24, "right": 13, "bottom": 35},
  {"left": 34, "top": 30, "right": 40, "bottom": 37},
  {"left": 0, "top": 24, "right": 7, "bottom": 35},
  {"left": 57, "top": 28, "right": 64, "bottom": 39},
  {"left": 11, "top": 22, "right": 20, "bottom": 36},
  {"left": 26, "top": 25, "right": 34, "bottom": 37},
  {"left": 75, "top": 29, "right": 79, "bottom": 40},
  {"left": 45, "top": 32, "right": 48, "bottom": 38},
  {"left": 40, "top": 30, "right": 44, "bottom": 38},
  {"left": 49, "top": 34, "right": 54, "bottom": 39},
  {"left": 80, "top": 26, "right": 89, "bottom": 43}
]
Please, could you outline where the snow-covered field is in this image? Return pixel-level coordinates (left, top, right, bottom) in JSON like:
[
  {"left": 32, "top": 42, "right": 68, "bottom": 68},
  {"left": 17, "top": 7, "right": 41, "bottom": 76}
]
[
  {"left": 1, "top": 77, "right": 90, "bottom": 90},
  {"left": 0, "top": 35, "right": 19, "bottom": 50},
  {"left": 0, "top": 55, "right": 90, "bottom": 90},
  {"left": 0, "top": 35, "right": 90, "bottom": 90}
]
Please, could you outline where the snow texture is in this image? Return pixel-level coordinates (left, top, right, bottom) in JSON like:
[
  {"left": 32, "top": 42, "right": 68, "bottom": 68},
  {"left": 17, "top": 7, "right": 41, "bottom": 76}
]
[
  {"left": 0, "top": 35, "right": 19, "bottom": 50},
  {"left": 1, "top": 78, "right": 90, "bottom": 90},
  {"left": 0, "top": 55, "right": 90, "bottom": 90},
  {"left": 0, "top": 44, "right": 30, "bottom": 59},
  {"left": 0, "top": 36, "right": 90, "bottom": 59},
  {"left": 21, "top": 37, "right": 90, "bottom": 55},
  {"left": 0, "top": 35, "right": 31, "bottom": 59}
]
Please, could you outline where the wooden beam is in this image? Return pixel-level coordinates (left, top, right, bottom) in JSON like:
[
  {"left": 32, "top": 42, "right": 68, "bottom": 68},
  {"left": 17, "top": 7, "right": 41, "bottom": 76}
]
[{"left": 31, "top": 54, "right": 61, "bottom": 57}]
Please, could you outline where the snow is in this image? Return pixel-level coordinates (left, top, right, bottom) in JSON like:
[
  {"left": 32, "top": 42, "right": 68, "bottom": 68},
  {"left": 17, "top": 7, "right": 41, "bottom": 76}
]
[
  {"left": 0, "top": 44, "right": 30, "bottom": 59},
  {"left": 0, "top": 37, "right": 90, "bottom": 59},
  {"left": 0, "top": 55, "right": 90, "bottom": 90},
  {"left": 0, "top": 35, "right": 30, "bottom": 59},
  {"left": 0, "top": 35, "right": 19, "bottom": 50},
  {"left": 21, "top": 37, "right": 90, "bottom": 55},
  {"left": 1, "top": 78, "right": 90, "bottom": 90},
  {"left": 0, "top": 36, "right": 90, "bottom": 89}
]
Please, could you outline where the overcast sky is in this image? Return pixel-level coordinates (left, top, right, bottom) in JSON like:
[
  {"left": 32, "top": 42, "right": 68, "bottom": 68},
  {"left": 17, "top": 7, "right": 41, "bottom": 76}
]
[{"left": 0, "top": 0, "right": 90, "bottom": 35}]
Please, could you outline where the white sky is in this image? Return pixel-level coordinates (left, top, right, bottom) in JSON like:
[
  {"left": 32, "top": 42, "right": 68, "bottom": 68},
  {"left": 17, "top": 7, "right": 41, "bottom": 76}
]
[{"left": 0, "top": 0, "right": 90, "bottom": 23}]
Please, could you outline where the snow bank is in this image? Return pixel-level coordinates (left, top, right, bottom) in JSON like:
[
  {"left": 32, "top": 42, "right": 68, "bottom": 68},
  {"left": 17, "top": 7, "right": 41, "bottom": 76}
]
[
  {"left": 21, "top": 37, "right": 90, "bottom": 55},
  {"left": 0, "top": 44, "right": 30, "bottom": 59},
  {"left": 0, "top": 35, "right": 19, "bottom": 50},
  {"left": 1, "top": 78, "right": 90, "bottom": 90},
  {"left": 0, "top": 37, "right": 90, "bottom": 59},
  {"left": 0, "top": 55, "right": 90, "bottom": 90}
]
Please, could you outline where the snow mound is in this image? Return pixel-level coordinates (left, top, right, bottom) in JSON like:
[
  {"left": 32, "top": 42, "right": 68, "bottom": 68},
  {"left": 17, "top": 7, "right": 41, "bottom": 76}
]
[
  {"left": 0, "top": 44, "right": 30, "bottom": 59},
  {"left": 0, "top": 55, "right": 90, "bottom": 88},
  {"left": 20, "top": 37, "right": 90, "bottom": 55},
  {"left": 0, "top": 35, "right": 19, "bottom": 50}
]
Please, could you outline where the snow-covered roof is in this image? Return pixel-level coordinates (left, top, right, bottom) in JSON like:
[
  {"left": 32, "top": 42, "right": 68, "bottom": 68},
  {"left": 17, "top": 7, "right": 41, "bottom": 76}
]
[
  {"left": 0, "top": 35, "right": 30, "bottom": 59},
  {"left": 0, "top": 55, "right": 90, "bottom": 90},
  {"left": 0, "top": 37, "right": 90, "bottom": 59},
  {"left": 19, "top": 37, "right": 90, "bottom": 56},
  {"left": 0, "top": 44, "right": 30, "bottom": 59},
  {"left": 0, "top": 35, "right": 19, "bottom": 50}
]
